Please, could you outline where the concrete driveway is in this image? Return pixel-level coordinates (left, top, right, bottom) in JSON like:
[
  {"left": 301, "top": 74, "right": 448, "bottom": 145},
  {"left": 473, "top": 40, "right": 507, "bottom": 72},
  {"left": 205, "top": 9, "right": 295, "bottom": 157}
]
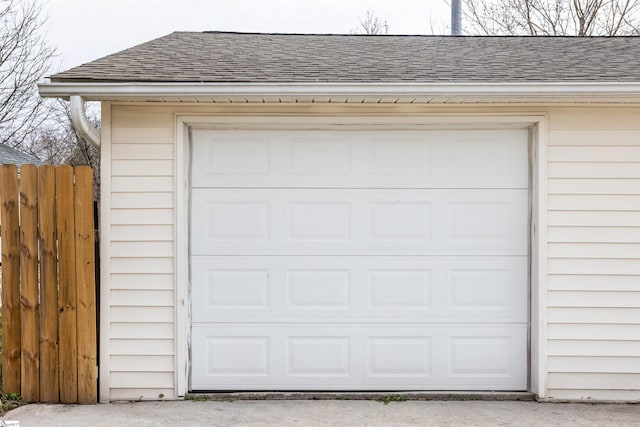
[{"left": 2, "top": 400, "right": 639, "bottom": 427}]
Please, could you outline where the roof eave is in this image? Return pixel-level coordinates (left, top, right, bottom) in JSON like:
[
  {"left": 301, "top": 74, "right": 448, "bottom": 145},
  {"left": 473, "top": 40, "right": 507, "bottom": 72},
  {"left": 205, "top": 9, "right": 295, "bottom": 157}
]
[{"left": 37, "top": 81, "right": 640, "bottom": 104}]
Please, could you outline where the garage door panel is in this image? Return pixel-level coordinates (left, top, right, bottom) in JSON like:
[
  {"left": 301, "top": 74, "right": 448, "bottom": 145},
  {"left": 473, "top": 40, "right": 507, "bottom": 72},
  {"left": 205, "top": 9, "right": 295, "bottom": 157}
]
[
  {"left": 190, "top": 324, "right": 527, "bottom": 390},
  {"left": 191, "top": 129, "right": 528, "bottom": 189},
  {"left": 191, "top": 256, "right": 528, "bottom": 323},
  {"left": 191, "top": 189, "right": 528, "bottom": 255},
  {"left": 190, "top": 126, "right": 529, "bottom": 392}
]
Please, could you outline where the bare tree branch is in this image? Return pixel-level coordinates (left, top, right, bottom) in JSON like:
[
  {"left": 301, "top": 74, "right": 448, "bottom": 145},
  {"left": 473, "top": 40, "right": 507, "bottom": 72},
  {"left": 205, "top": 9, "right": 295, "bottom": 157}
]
[
  {"left": 0, "top": 0, "right": 57, "bottom": 149},
  {"left": 351, "top": 10, "right": 389, "bottom": 35},
  {"left": 463, "top": 0, "right": 640, "bottom": 35}
]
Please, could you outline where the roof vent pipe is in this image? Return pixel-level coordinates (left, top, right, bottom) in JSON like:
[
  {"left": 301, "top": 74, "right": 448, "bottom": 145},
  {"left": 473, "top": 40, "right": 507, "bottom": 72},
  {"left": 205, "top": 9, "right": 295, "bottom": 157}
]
[
  {"left": 70, "top": 95, "right": 100, "bottom": 150},
  {"left": 451, "top": 0, "right": 462, "bottom": 35}
]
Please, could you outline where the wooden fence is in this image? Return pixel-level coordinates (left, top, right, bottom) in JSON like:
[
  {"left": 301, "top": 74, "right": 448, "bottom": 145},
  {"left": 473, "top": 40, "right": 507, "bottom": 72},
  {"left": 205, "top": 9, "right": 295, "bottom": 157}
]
[{"left": 0, "top": 164, "right": 97, "bottom": 404}]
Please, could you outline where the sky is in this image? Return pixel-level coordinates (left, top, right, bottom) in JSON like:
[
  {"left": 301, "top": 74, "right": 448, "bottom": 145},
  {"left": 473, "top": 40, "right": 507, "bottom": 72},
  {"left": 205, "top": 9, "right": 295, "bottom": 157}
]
[{"left": 43, "top": 0, "right": 453, "bottom": 71}]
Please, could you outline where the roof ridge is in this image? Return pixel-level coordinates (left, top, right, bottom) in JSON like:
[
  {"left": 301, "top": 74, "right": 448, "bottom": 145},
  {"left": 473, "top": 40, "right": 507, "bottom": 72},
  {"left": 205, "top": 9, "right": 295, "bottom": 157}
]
[{"left": 197, "top": 30, "right": 640, "bottom": 38}]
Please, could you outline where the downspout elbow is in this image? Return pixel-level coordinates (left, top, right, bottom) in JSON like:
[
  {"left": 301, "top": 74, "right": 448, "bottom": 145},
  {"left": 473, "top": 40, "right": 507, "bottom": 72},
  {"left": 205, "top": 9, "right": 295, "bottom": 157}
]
[{"left": 70, "top": 95, "right": 100, "bottom": 151}]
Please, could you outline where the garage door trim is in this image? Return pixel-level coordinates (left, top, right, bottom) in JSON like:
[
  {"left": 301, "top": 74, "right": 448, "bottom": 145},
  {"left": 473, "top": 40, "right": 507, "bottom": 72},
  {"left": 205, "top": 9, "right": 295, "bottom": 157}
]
[{"left": 173, "top": 113, "right": 549, "bottom": 397}]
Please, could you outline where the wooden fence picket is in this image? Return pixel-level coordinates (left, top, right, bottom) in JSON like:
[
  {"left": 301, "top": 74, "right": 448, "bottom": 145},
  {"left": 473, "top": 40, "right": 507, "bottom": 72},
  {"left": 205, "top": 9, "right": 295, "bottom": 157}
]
[
  {"left": 19, "top": 165, "right": 39, "bottom": 402},
  {"left": 55, "top": 165, "right": 78, "bottom": 404},
  {"left": 0, "top": 164, "right": 97, "bottom": 404},
  {"left": 0, "top": 165, "right": 21, "bottom": 395},
  {"left": 75, "top": 167, "right": 97, "bottom": 404},
  {"left": 38, "top": 165, "right": 59, "bottom": 403}
]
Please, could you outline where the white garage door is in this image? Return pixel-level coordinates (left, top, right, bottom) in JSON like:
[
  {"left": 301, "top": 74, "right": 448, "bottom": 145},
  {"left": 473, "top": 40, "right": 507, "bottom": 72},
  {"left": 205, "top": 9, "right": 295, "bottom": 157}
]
[{"left": 190, "top": 127, "right": 529, "bottom": 391}]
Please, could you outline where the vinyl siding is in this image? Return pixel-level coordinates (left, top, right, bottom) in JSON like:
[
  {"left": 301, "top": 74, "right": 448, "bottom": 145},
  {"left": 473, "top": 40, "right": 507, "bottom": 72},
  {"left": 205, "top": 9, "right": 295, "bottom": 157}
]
[
  {"left": 105, "top": 103, "right": 640, "bottom": 401},
  {"left": 546, "top": 107, "right": 640, "bottom": 401},
  {"left": 108, "top": 106, "right": 175, "bottom": 400}
]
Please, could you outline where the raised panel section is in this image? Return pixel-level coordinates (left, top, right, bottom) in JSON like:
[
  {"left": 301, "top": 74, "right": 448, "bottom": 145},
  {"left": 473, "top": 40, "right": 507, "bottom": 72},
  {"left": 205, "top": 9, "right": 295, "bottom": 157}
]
[
  {"left": 192, "top": 132, "right": 270, "bottom": 176},
  {"left": 450, "top": 202, "right": 511, "bottom": 240},
  {"left": 369, "top": 270, "right": 431, "bottom": 308},
  {"left": 449, "top": 140, "right": 511, "bottom": 176},
  {"left": 369, "top": 137, "right": 431, "bottom": 175},
  {"left": 287, "top": 337, "right": 350, "bottom": 376},
  {"left": 205, "top": 270, "right": 270, "bottom": 308},
  {"left": 288, "top": 203, "right": 350, "bottom": 240},
  {"left": 448, "top": 269, "right": 512, "bottom": 308},
  {"left": 449, "top": 337, "right": 514, "bottom": 376},
  {"left": 202, "top": 336, "right": 269, "bottom": 377},
  {"left": 191, "top": 189, "right": 526, "bottom": 255},
  {"left": 370, "top": 202, "right": 431, "bottom": 240},
  {"left": 190, "top": 325, "right": 527, "bottom": 390},
  {"left": 368, "top": 337, "right": 431, "bottom": 376},
  {"left": 203, "top": 201, "right": 269, "bottom": 241},
  {"left": 287, "top": 270, "right": 350, "bottom": 308},
  {"left": 191, "top": 129, "right": 527, "bottom": 188},
  {"left": 288, "top": 138, "right": 351, "bottom": 175},
  {"left": 191, "top": 256, "right": 527, "bottom": 322}
]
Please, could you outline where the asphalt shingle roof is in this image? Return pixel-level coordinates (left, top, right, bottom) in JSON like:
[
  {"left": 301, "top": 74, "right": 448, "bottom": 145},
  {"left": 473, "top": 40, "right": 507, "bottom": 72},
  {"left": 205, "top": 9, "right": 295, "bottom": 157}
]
[
  {"left": 0, "top": 144, "right": 42, "bottom": 166},
  {"left": 51, "top": 32, "right": 640, "bottom": 83}
]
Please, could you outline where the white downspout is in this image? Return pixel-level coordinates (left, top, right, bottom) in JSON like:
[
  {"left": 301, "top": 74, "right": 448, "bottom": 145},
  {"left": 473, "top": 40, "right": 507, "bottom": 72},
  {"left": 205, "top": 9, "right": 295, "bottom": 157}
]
[{"left": 70, "top": 95, "right": 100, "bottom": 150}]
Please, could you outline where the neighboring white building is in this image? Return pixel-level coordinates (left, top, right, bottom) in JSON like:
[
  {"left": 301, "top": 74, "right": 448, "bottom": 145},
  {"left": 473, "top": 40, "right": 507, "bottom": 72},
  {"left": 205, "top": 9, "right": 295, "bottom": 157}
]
[{"left": 40, "top": 33, "right": 640, "bottom": 402}]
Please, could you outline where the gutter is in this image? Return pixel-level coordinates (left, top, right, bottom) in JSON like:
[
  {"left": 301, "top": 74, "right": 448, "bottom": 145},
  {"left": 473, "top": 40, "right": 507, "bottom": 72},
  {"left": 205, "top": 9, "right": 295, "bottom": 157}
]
[
  {"left": 70, "top": 95, "right": 100, "bottom": 150},
  {"left": 39, "top": 82, "right": 640, "bottom": 103}
]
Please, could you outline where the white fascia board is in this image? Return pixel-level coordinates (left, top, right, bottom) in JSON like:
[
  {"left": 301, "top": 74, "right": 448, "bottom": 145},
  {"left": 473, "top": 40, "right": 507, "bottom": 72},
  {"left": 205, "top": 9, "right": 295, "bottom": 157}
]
[{"left": 38, "top": 81, "right": 640, "bottom": 103}]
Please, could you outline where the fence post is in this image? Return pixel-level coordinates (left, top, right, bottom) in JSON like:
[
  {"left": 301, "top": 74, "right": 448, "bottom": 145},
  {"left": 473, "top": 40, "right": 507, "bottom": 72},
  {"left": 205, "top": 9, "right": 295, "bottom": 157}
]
[{"left": 0, "top": 165, "right": 21, "bottom": 395}]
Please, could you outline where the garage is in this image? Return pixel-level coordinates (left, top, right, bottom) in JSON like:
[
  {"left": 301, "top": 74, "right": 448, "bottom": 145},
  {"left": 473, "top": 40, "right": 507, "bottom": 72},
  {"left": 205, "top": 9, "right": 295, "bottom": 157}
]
[{"left": 188, "top": 126, "right": 529, "bottom": 391}]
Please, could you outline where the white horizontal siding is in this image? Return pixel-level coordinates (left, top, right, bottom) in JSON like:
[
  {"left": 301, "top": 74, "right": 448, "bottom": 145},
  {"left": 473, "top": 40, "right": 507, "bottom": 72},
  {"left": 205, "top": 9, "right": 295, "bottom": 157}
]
[
  {"left": 548, "top": 163, "right": 640, "bottom": 178},
  {"left": 548, "top": 357, "right": 640, "bottom": 373},
  {"left": 111, "top": 225, "right": 173, "bottom": 241},
  {"left": 548, "top": 179, "right": 640, "bottom": 195},
  {"left": 548, "top": 195, "right": 640, "bottom": 211},
  {"left": 108, "top": 106, "right": 177, "bottom": 401},
  {"left": 111, "top": 356, "right": 175, "bottom": 372},
  {"left": 111, "top": 241, "right": 174, "bottom": 257},
  {"left": 111, "top": 307, "right": 174, "bottom": 323},
  {"left": 112, "top": 143, "right": 174, "bottom": 160},
  {"left": 112, "top": 193, "right": 173, "bottom": 209},
  {"left": 111, "top": 290, "right": 174, "bottom": 306},
  {"left": 546, "top": 107, "right": 640, "bottom": 401},
  {"left": 110, "top": 258, "right": 174, "bottom": 274},
  {"left": 110, "top": 274, "right": 174, "bottom": 290},
  {"left": 549, "top": 146, "right": 640, "bottom": 162},
  {"left": 549, "top": 324, "right": 640, "bottom": 341},
  {"left": 547, "top": 389, "right": 640, "bottom": 401},
  {"left": 111, "top": 127, "right": 174, "bottom": 144},
  {"left": 110, "top": 388, "right": 176, "bottom": 401},
  {"left": 111, "top": 372, "right": 175, "bottom": 389},
  {"left": 548, "top": 340, "right": 640, "bottom": 356},
  {"left": 549, "top": 129, "right": 640, "bottom": 146},
  {"left": 548, "top": 373, "right": 640, "bottom": 390},
  {"left": 548, "top": 227, "right": 640, "bottom": 243},
  {"left": 112, "top": 177, "right": 174, "bottom": 192},
  {"left": 548, "top": 275, "right": 640, "bottom": 291},
  {"left": 548, "top": 212, "right": 640, "bottom": 227},
  {"left": 548, "top": 308, "right": 640, "bottom": 324},
  {"left": 111, "top": 339, "right": 175, "bottom": 356},
  {"left": 103, "top": 104, "right": 640, "bottom": 402},
  {"left": 111, "top": 323, "right": 174, "bottom": 339},
  {"left": 111, "top": 209, "right": 174, "bottom": 225},
  {"left": 547, "top": 260, "right": 640, "bottom": 275},
  {"left": 112, "top": 160, "right": 174, "bottom": 176},
  {"left": 548, "top": 243, "right": 640, "bottom": 258}
]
